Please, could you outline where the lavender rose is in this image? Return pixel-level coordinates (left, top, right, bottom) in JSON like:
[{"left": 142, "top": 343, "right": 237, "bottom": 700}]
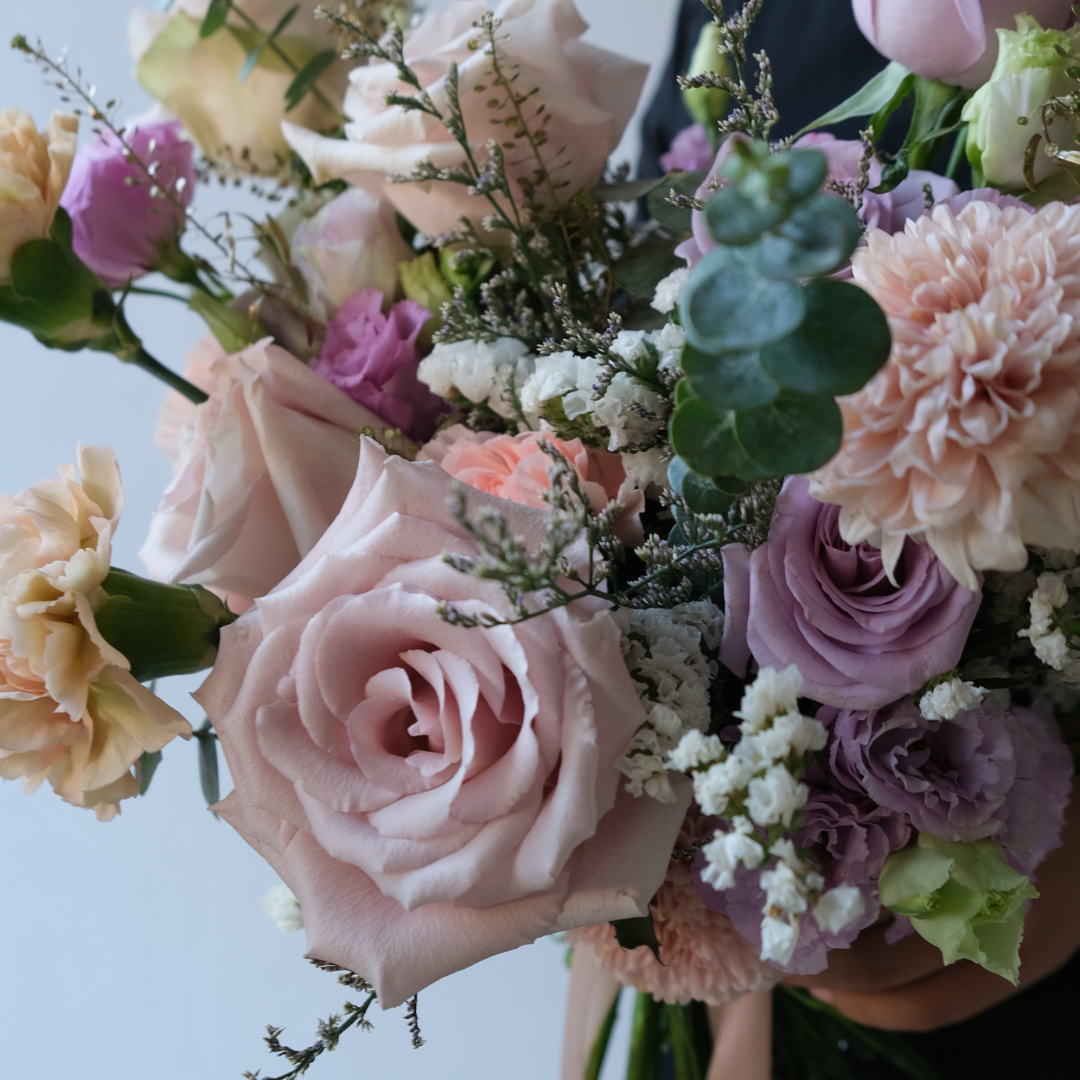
[
  {"left": 60, "top": 118, "right": 195, "bottom": 287},
  {"left": 724, "top": 477, "right": 980, "bottom": 710},
  {"left": 825, "top": 697, "right": 1072, "bottom": 874},
  {"left": 312, "top": 288, "right": 444, "bottom": 443},
  {"left": 660, "top": 124, "right": 715, "bottom": 173}
]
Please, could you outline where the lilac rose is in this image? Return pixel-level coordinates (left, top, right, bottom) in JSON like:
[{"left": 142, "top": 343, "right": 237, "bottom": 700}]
[
  {"left": 660, "top": 123, "right": 715, "bottom": 173},
  {"left": 60, "top": 118, "right": 195, "bottom": 287},
  {"left": 724, "top": 477, "right": 981, "bottom": 710},
  {"left": 312, "top": 287, "right": 443, "bottom": 443},
  {"left": 825, "top": 697, "right": 1072, "bottom": 875}
]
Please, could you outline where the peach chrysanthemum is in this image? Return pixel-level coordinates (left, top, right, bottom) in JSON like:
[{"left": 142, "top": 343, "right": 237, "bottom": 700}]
[
  {"left": 566, "top": 860, "right": 776, "bottom": 1005},
  {"left": 810, "top": 200, "right": 1080, "bottom": 590}
]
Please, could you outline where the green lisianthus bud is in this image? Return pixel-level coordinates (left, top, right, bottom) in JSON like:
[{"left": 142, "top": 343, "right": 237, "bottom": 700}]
[
  {"left": 399, "top": 251, "right": 453, "bottom": 314},
  {"left": 682, "top": 23, "right": 729, "bottom": 145},
  {"left": 93, "top": 568, "right": 238, "bottom": 683},
  {"left": 880, "top": 833, "right": 1039, "bottom": 985},
  {"left": 961, "top": 15, "right": 1080, "bottom": 189}
]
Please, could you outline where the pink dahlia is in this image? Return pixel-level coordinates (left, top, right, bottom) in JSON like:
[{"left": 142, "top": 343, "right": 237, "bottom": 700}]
[
  {"left": 566, "top": 816, "right": 776, "bottom": 1005},
  {"left": 810, "top": 200, "right": 1080, "bottom": 591}
]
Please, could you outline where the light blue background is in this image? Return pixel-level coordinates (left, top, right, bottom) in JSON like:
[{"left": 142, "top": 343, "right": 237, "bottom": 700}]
[{"left": 0, "top": 2, "right": 678, "bottom": 1076}]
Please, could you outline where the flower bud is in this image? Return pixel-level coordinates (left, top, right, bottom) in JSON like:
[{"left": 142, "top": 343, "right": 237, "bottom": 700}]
[{"left": 682, "top": 23, "right": 728, "bottom": 142}]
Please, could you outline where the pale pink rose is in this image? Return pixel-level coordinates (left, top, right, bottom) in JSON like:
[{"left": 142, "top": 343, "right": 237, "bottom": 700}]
[
  {"left": 419, "top": 425, "right": 644, "bottom": 544},
  {"left": 0, "top": 446, "right": 190, "bottom": 820},
  {"left": 810, "top": 200, "right": 1080, "bottom": 591},
  {"left": 197, "top": 439, "right": 689, "bottom": 1007},
  {"left": 284, "top": 0, "right": 647, "bottom": 238},
  {"left": 566, "top": 815, "right": 776, "bottom": 1004},
  {"left": 852, "top": 0, "right": 1075, "bottom": 88},
  {"left": 0, "top": 109, "right": 78, "bottom": 279},
  {"left": 139, "top": 336, "right": 393, "bottom": 611}
]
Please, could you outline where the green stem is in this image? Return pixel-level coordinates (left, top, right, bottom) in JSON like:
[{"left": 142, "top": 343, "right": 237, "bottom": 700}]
[
  {"left": 585, "top": 992, "right": 621, "bottom": 1080},
  {"left": 127, "top": 285, "right": 192, "bottom": 303},
  {"left": 946, "top": 124, "right": 968, "bottom": 180},
  {"left": 129, "top": 347, "right": 209, "bottom": 404},
  {"left": 626, "top": 993, "right": 662, "bottom": 1080}
]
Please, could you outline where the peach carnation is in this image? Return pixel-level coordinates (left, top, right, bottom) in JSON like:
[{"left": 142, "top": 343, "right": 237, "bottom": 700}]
[
  {"left": 419, "top": 425, "right": 644, "bottom": 544},
  {"left": 810, "top": 200, "right": 1080, "bottom": 590},
  {"left": 566, "top": 814, "right": 776, "bottom": 1004},
  {"left": 0, "top": 446, "right": 190, "bottom": 819}
]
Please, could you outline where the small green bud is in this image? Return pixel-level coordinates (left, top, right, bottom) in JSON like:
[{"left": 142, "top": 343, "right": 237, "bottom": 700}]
[{"left": 682, "top": 23, "right": 729, "bottom": 147}]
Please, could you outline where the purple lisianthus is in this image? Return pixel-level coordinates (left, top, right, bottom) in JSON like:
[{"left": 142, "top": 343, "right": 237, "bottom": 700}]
[
  {"left": 660, "top": 123, "right": 715, "bottom": 173},
  {"left": 60, "top": 118, "right": 195, "bottom": 287},
  {"left": 724, "top": 477, "right": 980, "bottom": 710},
  {"left": 312, "top": 287, "right": 443, "bottom": 442},
  {"left": 825, "top": 697, "right": 1072, "bottom": 874}
]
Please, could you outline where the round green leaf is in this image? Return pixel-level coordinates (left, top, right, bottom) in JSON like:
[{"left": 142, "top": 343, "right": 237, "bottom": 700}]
[
  {"left": 749, "top": 194, "right": 862, "bottom": 280},
  {"left": 704, "top": 186, "right": 787, "bottom": 246},
  {"left": 668, "top": 456, "right": 735, "bottom": 514},
  {"left": 759, "top": 279, "right": 892, "bottom": 395},
  {"left": 780, "top": 147, "right": 829, "bottom": 202},
  {"left": 734, "top": 390, "right": 843, "bottom": 474},
  {"left": 680, "top": 247, "right": 807, "bottom": 352},
  {"left": 669, "top": 391, "right": 751, "bottom": 478},
  {"left": 682, "top": 342, "right": 780, "bottom": 410}
]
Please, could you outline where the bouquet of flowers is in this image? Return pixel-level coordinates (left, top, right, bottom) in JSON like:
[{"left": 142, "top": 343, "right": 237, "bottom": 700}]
[{"left": 4, "top": 0, "right": 1080, "bottom": 1076}]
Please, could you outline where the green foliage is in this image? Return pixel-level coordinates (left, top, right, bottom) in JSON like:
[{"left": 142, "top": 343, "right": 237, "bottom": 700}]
[
  {"left": 194, "top": 720, "right": 221, "bottom": 810},
  {"left": 200, "top": 0, "right": 232, "bottom": 38},
  {"left": 796, "top": 60, "right": 913, "bottom": 138},
  {"left": 285, "top": 48, "right": 338, "bottom": 112},
  {"left": 671, "top": 141, "right": 890, "bottom": 487},
  {"left": 614, "top": 232, "right": 686, "bottom": 299},
  {"left": 237, "top": 3, "right": 299, "bottom": 84}
]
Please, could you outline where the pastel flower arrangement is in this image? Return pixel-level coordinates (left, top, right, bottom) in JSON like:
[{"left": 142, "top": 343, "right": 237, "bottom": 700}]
[{"left": 3, "top": 0, "right": 1080, "bottom": 1077}]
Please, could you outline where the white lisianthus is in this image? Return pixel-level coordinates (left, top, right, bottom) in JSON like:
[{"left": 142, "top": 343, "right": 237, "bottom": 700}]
[{"left": 961, "top": 16, "right": 1080, "bottom": 187}]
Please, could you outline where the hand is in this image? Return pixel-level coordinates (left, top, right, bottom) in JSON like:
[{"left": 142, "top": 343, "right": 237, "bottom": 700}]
[{"left": 784, "top": 781, "right": 1080, "bottom": 1031}]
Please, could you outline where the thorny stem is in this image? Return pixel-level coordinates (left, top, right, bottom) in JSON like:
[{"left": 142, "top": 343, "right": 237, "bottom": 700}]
[{"left": 11, "top": 35, "right": 266, "bottom": 288}]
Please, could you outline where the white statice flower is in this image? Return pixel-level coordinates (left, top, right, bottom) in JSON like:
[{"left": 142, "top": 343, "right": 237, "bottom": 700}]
[
  {"left": 622, "top": 445, "right": 672, "bottom": 493},
  {"left": 417, "top": 337, "right": 533, "bottom": 420},
  {"left": 734, "top": 665, "right": 803, "bottom": 733},
  {"left": 615, "top": 603, "right": 723, "bottom": 801},
  {"left": 693, "top": 755, "right": 755, "bottom": 815},
  {"left": 746, "top": 764, "right": 808, "bottom": 827},
  {"left": 651, "top": 266, "right": 692, "bottom": 314},
  {"left": 1035, "top": 628, "right": 1072, "bottom": 670},
  {"left": 760, "top": 861, "right": 808, "bottom": 917},
  {"left": 814, "top": 885, "right": 866, "bottom": 935},
  {"left": 919, "top": 676, "right": 989, "bottom": 721},
  {"left": 748, "top": 711, "right": 828, "bottom": 764},
  {"left": 1018, "top": 571, "right": 1080, "bottom": 681},
  {"left": 760, "top": 916, "right": 800, "bottom": 966},
  {"left": 700, "top": 817, "right": 765, "bottom": 891},
  {"left": 591, "top": 371, "right": 668, "bottom": 452},
  {"left": 518, "top": 349, "right": 601, "bottom": 426},
  {"left": 262, "top": 882, "right": 303, "bottom": 932},
  {"left": 653, "top": 321, "right": 686, "bottom": 373},
  {"left": 667, "top": 728, "right": 722, "bottom": 772}
]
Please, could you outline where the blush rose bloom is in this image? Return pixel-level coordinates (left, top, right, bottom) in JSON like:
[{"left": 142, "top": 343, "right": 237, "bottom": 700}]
[
  {"left": 129, "top": 1, "right": 348, "bottom": 174},
  {"left": 723, "top": 478, "right": 981, "bottom": 710},
  {"left": 197, "top": 439, "right": 689, "bottom": 1006},
  {"left": 852, "top": 0, "right": 1075, "bottom": 88},
  {"left": 419, "top": 424, "right": 644, "bottom": 544},
  {"left": 139, "top": 336, "right": 394, "bottom": 611},
  {"left": 284, "top": 0, "right": 647, "bottom": 238},
  {"left": 60, "top": 118, "right": 195, "bottom": 287},
  {"left": 0, "top": 446, "right": 190, "bottom": 820},
  {"left": 0, "top": 108, "right": 78, "bottom": 280},
  {"left": 290, "top": 188, "right": 415, "bottom": 322}
]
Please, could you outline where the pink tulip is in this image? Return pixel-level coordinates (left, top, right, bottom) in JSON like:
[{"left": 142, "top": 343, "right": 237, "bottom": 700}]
[{"left": 852, "top": 0, "right": 1075, "bottom": 87}]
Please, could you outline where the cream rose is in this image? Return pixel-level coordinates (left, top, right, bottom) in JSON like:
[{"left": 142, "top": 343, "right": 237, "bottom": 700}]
[
  {"left": 0, "top": 108, "right": 78, "bottom": 279},
  {"left": 197, "top": 439, "right": 689, "bottom": 1006},
  {"left": 284, "top": 0, "right": 647, "bottom": 237},
  {"left": 140, "top": 336, "right": 395, "bottom": 611},
  {"left": 0, "top": 446, "right": 190, "bottom": 820},
  {"left": 129, "top": 1, "right": 349, "bottom": 174}
]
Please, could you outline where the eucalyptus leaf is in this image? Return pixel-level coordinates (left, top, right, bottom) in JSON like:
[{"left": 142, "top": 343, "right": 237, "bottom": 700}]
[
  {"left": 759, "top": 278, "right": 891, "bottom": 395},
  {"left": 749, "top": 193, "right": 861, "bottom": 280},
  {"left": 734, "top": 390, "right": 843, "bottom": 474},
  {"left": 780, "top": 148, "right": 829, "bottom": 204},
  {"left": 647, "top": 169, "right": 708, "bottom": 232},
  {"left": 196, "top": 720, "right": 221, "bottom": 810},
  {"left": 680, "top": 247, "right": 806, "bottom": 352},
  {"left": 681, "top": 341, "right": 780, "bottom": 410},
  {"left": 668, "top": 455, "right": 735, "bottom": 514},
  {"left": 796, "top": 61, "right": 912, "bottom": 136},
  {"left": 669, "top": 390, "right": 752, "bottom": 477},
  {"left": 284, "top": 48, "right": 337, "bottom": 112},
  {"left": 200, "top": 0, "right": 232, "bottom": 38},
  {"left": 703, "top": 186, "right": 787, "bottom": 246}
]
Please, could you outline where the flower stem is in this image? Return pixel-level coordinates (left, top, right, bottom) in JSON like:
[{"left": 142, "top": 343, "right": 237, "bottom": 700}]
[{"left": 129, "top": 347, "right": 208, "bottom": 404}]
